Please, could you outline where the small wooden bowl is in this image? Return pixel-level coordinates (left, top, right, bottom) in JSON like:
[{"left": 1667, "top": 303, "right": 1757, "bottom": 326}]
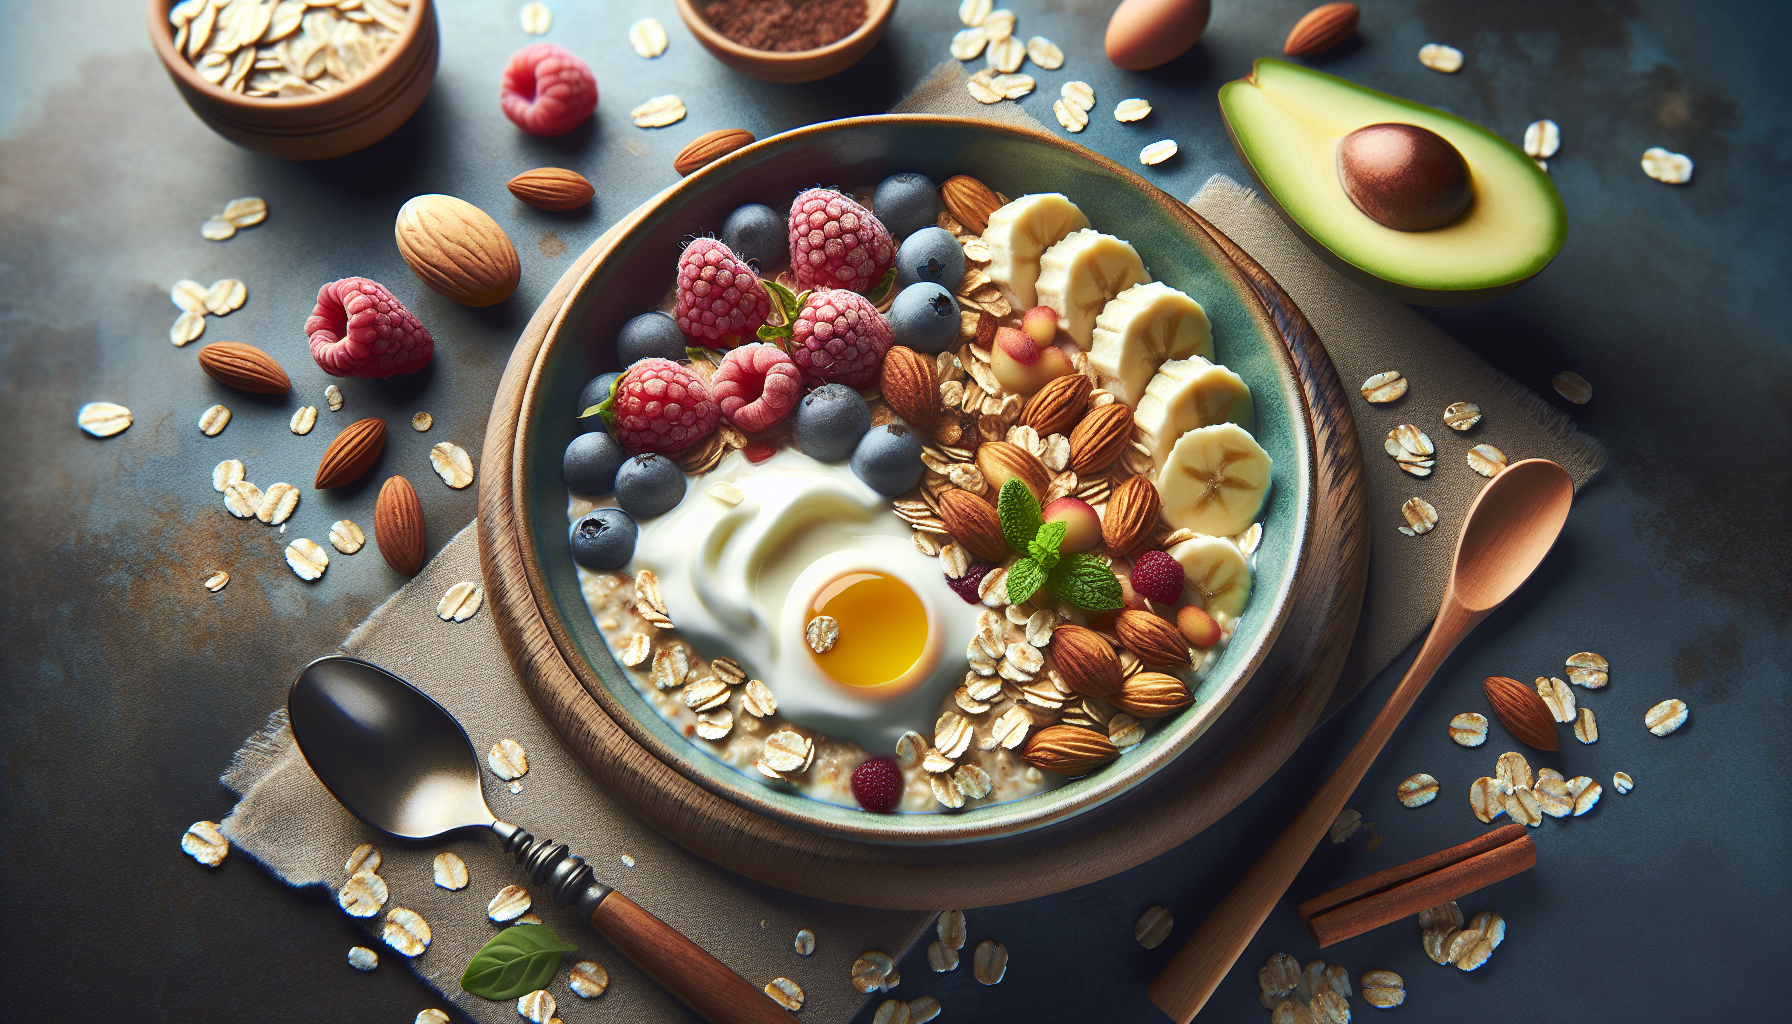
[
  {"left": 674, "top": 0, "right": 896, "bottom": 84},
  {"left": 146, "top": 0, "right": 439, "bottom": 161}
]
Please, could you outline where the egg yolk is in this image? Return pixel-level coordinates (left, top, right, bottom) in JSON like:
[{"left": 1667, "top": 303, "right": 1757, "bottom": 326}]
[{"left": 808, "top": 572, "right": 927, "bottom": 688}]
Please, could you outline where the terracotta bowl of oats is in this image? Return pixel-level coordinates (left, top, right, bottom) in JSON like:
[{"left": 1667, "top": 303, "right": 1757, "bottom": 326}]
[
  {"left": 147, "top": 0, "right": 438, "bottom": 160},
  {"left": 675, "top": 0, "right": 897, "bottom": 84}
]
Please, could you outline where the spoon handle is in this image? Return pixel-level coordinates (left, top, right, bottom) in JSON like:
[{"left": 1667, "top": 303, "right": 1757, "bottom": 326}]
[{"left": 589, "top": 890, "right": 795, "bottom": 1024}]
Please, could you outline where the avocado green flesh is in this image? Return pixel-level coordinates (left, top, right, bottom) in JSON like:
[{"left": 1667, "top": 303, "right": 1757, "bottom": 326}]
[{"left": 1220, "top": 59, "right": 1566, "bottom": 299}]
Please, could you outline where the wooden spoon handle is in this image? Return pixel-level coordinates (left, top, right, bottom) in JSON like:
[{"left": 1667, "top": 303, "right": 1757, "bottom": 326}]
[
  {"left": 1146, "top": 599, "right": 1480, "bottom": 1022},
  {"left": 590, "top": 890, "right": 793, "bottom": 1024}
]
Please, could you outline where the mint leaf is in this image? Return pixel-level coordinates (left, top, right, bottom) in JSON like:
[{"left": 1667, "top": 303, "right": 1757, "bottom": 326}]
[
  {"left": 1005, "top": 557, "right": 1046, "bottom": 606},
  {"left": 996, "top": 478, "right": 1043, "bottom": 555},
  {"left": 1027, "top": 520, "right": 1065, "bottom": 571},
  {"left": 461, "top": 924, "right": 578, "bottom": 1000},
  {"left": 685, "top": 346, "right": 724, "bottom": 364},
  {"left": 755, "top": 280, "right": 809, "bottom": 345},
  {"left": 756, "top": 322, "right": 793, "bottom": 344},
  {"left": 578, "top": 374, "right": 622, "bottom": 429},
  {"left": 1046, "top": 553, "right": 1124, "bottom": 611},
  {"left": 865, "top": 266, "right": 898, "bottom": 305}
]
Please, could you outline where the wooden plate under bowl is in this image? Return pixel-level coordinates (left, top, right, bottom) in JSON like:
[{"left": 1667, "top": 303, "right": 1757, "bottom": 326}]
[{"left": 480, "top": 115, "right": 1369, "bottom": 907}]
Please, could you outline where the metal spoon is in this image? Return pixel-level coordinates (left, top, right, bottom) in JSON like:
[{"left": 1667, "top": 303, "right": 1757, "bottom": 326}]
[
  {"left": 288, "top": 655, "right": 793, "bottom": 1024},
  {"left": 1147, "top": 458, "right": 1575, "bottom": 1021}
]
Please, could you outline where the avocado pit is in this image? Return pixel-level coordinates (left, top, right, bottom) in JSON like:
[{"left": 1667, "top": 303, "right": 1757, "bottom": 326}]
[{"left": 1337, "top": 123, "right": 1472, "bottom": 231}]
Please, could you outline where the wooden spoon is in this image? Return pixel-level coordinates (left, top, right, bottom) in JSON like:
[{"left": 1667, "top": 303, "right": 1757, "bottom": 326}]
[{"left": 1148, "top": 458, "right": 1573, "bottom": 1022}]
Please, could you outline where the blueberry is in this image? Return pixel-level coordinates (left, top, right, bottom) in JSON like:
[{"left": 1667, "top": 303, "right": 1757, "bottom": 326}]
[
  {"left": 873, "top": 173, "right": 940, "bottom": 239},
  {"left": 894, "top": 227, "right": 966, "bottom": 291},
  {"left": 569, "top": 507, "right": 638, "bottom": 570},
  {"left": 850, "top": 423, "right": 925, "bottom": 496},
  {"left": 563, "top": 431, "right": 626, "bottom": 495},
  {"left": 617, "top": 312, "right": 688, "bottom": 365},
  {"left": 613, "top": 453, "right": 686, "bottom": 518},
  {"left": 721, "top": 204, "right": 786, "bottom": 269},
  {"left": 793, "top": 383, "right": 871, "bottom": 462},
  {"left": 887, "top": 283, "right": 961, "bottom": 354},
  {"left": 576, "top": 371, "right": 622, "bottom": 433}
]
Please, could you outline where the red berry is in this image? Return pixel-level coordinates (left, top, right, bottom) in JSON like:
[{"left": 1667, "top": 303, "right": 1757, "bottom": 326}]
[
  {"left": 945, "top": 563, "right": 992, "bottom": 603},
  {"left": 611, "top": 358, "right": 719, "bottom": 454},
  {"left": 711, "top": 344, "right": 802, "bottom": 432},
  {"left": 675, "top": 239, "right": 771, "bottom": 347},
  {"left": 790, "top": 289, "right": 893, "bottom": 389},
  {"left": 500, "top": 44, "right": 598, "bottom": 137},
  {"left": 744, "top": 439, "right": 778, "bottom": 463},
  {"left": 305, "top": 278, "right": 433, "bottom": 378},
  {"left": 1129, "top": 550, "right": 1186, "bottom": 605},
  {"left": 788, "top": 188, "right": 894, "bottom": 293},
  {"left": 851, "top": 757, "right": 903, "bottom": 813}
]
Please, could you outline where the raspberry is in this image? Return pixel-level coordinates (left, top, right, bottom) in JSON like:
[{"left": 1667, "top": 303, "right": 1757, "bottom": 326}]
[
  {"left": 744, "top": 439, "right": 778, "bottom": 463},
  {"left": 851, "top": 757, "right": 903, "bottom": 813},
  {"left": 1129, "top": 550, "right": 1186, "bottom": 605},
  {"left": 610, "top": 358, "right": 719, "bottom": 454},
  {"left": 945, "top": 563, "right": 992, "bottom": 604},
  {"left": 710, "top": 344, "right": 802, "bottom": 432},
  {"left": 675, "top": 239, "right": 772, "bottom": 347},
  {"left": 788, "top": 188, "right": 894, "bottom": 293},
  {"left": 305, "top": 278, "right": 433, "bottom": 378},
  {"left": 500, "top": 44, "right": 598, "bottom": 137},
  {"left": 790, "top": 289, "right": 893, "bottom": 389}
]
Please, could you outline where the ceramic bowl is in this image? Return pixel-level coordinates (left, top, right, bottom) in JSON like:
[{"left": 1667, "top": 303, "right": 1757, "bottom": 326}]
[
  {"left": 674, "top": 0, "right": 896, "bottom": 83},
  {"left": 517, "top": 115, "right": 1314, "bottom": 844},
  {"left": 146, "top": 0, "right": 438, "bottom": 160}
]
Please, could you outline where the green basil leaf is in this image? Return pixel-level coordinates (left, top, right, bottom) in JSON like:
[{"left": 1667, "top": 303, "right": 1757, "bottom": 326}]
[
  {"left": 865, "top": 266, "right": 898, "bottom": 305},
  {"left": 997, "top": 478, "right": 1043, "bottom": 554},
  {"left": 1027, "top": 520, "right": 1066, "bottom": 571},
  {"left": 460, "top": 924, "right": 578, "bottom": 1001},
  {"left": 1046, "top": 553, "right": 1124, "bottom": 611},
  {"left": 1004, "top": 557, "right": 1045, "bottom": 606}
]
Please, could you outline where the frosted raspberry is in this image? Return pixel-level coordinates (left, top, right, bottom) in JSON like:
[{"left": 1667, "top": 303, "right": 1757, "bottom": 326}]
[
  {"left": 789, "top": 289, "right": 893, "bottom": 389},
  {"left": 710, "top": 344, "right": 803, "bottom": 432},
  {"left": 1129, "top": 550, "right": 1186, "bottom": 605},
  {"left": 851, "top": 757, "right": 902, "bottom": 813},
  {"left": 611, "top": 358, "right": 719, "bottom": 454},
  {"left": 788, "top": 188, "right": 894, "bottom": 293},
  {"left": 500, "top": 44, "right": 598, "bottom": 137},
  {"left": 675, "top": 238, "right": 771, "bottom": 347},
  {"left": 306, "top": 278, "right": 433, "bottom": 378}
]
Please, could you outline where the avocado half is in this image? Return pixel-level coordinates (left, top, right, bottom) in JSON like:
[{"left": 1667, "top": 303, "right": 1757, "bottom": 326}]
[{"left": 1219, "top": 58, "right": 1567, "bottom": 305}]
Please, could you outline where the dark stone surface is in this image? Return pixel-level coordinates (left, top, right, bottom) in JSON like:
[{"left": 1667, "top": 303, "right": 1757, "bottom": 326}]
[{"left": 0, "top": 1, "right": 1784, "bottom": 1021}]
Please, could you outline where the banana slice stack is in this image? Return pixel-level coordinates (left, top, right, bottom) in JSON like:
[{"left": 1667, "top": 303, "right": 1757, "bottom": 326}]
[
  {"left": 1089, "top": 282, "right": 1214, "bottom": 406},
  {"left": 982, "top": 194, "right": 1090, "bottom": 311},
  {"left": 1135, "top": 357, "right": 1254, "bottom": 473},
  {"left": 1034, "top": 229, "right": 1150, "bottom": 349}
]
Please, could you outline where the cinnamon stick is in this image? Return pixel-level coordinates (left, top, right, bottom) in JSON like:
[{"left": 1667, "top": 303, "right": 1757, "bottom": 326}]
[{"left": 1297, "top": 825, "right": 1536, "bottom": 947}]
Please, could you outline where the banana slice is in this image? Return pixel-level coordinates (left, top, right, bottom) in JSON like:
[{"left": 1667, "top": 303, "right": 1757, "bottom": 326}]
[
  {"left": 1167, "top": 535, "right": 1253, "bottom": 624},
  {"left": 1034, "top": 229, "right": 1150, "bottom": 350},
  {"left": 1156, "top": 422, "right": 1273, "bottom": 536},
  {"left": 982, "top": 194, "right": 1090, "bottom": 311},
  {"left": 1135, "top": 357, "right": 1255, "bottom": 472},
  {"left": 1088, "top": 282, "right": 1214, "bottom": 406}
]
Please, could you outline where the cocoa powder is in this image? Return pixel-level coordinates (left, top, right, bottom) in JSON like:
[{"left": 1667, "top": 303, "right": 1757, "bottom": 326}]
[{"left": 703, "top": 0, "right": 867, "bottom": 53}]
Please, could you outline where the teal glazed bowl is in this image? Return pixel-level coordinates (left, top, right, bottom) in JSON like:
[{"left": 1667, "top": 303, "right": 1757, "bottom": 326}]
[{"left": 517, "top": 115, "right": 1314, "bottom": 845}]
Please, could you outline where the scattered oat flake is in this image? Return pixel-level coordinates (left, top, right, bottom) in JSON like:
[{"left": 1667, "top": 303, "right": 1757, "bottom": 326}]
[
  {"left": 1552, "top": 370, "right": 1592, "bottom": 404},
  {"left": 959, "top": 0, "right": 991, "bottom": 26},
  {"left": 345, "top": 842, "right": 381, "bottom": 876},
  {"left": 201, "top": 217, "right": 237, "bottom": 241},
  {"left": 213, "top": 459, "right": 245, "bottom": 492},
  {"left": 927, "top": 940, "right": 959, "bottom": 972},
  {"left": 203, "top": 278, "right": 246, "bottom": 315},
  {"left": 986, "top": 34, "right": 1024, "bottom": 73},
  {"left": 171, "top": 310, "right": 207, "bottom": 346},
  {"left": 416, "top": 1011, "right": 450, "bottom": 1024},
  {"left": 1645, "top": 698, "right": 1688, "bottom": 736},
  {"left": 348, "top": 945, "right": 379, "bottom": 971},
  {"left": 794, "top": 929, "right": 816, "bottom": 956},
  {"left": 1566, "top": 650, "right": 1609, "bottom": 688},
  {"left": 181, "top": 820, "right": 229, "bottom": 866},
  {"left": 991, "top": 73, "right": 1034, "bottom": 100},
  {"left": 1361, "top": 370, "right": 1407, "bottom": 403},
  {"left": 938, "top": 909, "right": 967, "bottom": 950},
  {"left": 1115, "top": 97, "right": 1151, "bottom": 122},
  {"left": 198, "top": 404, "right": 232, "bottom": 436},
  {"left": 1443, "top": 401, "right": 1481, "bottom": 430},
  {"left": 1400, "top": 497, "right": 1438, "bottom": 536},
  {"left": 224, "top": 480, "right": 263, "bottom": 519},
  {"left": 763, "top": 729, "right": 812, "bottom": 773},
  {"left": 1524, "top": 119, "right": 1561, "bottom": 159},
  {"left": 437, "top": 581, "right": 483, "bottom": 622},
  {"left": 1537, "top": 676, "right": 1576, "bottom": 723},
  {"left": 222, "top": 197, "right": 266, "bottom": 228},
  {"left": 1569, "top": 775, "right": 1602, "bottom": 815},
  {"left": 329, "top": 519, "right": 366, "bottom": 554},
  {"left": 290, "top": 406, "right": 318, "bottom": 435},
  {"left": 1533, "top": 772, "right": 1571, "bottom": 817},
  {"left": 630, "top": 95, "right": 686, "bottom": 128},
  {"left": 967, "top": 70, "right": 1003, "bottom": 104},
  {"left": 619, "top": 853, "right": 635, "bottom": 867},
  {"left": 1397, "top": 773, "right": 1439, "bottom": 807},
  {"left": 1641, "top": 146, "right": 1693, "bottom": 184},
  {"left": 488, "top": 884, "right": 532, "bottom": 923},
  {"left": 1327, "top": 808, "right": 1362, "bottom": 843},
  {"left": 568, "top": 960, "right": 609, "bottom": 998},
  {"left": 78, "top": 402, "right": 133, "bottom": 437},
  {"left": 383, "top": 907, "right": 431, "bottom": 957},
  {"left": 1053, "top": 99, "right": 1089, "bottom": 132},
  {"left": 172, "top": 279, "right": 210, "bottom": 313},
  {"left": 908, "top": 995, "right": 942, "bottom": 1024},
  {"left": 1574, "top": 706, "right": 1599, "bottom": 744},
  {"left": 1450, "top": 711, "right": 1488, "bottom": 747},
  {"left": 871, "top": 998, "right": 910, "bottom": 1024},
  {"left": 764, "top": 977, "right": 804, "bottom": 1010},
  {"left": 695, "top": 709, "right": 733, "bottom": 740},
  {"left": 338, "top": 870, "right": 388, "bottom": 916},
  {"left": 1502, "top": 784, "right": 1543, "bottom": 827},
  {"left": 620, "top": 633, "right": 652, "bottom": 667},
  {"left": 806, "top": 615, "right": 839, "bottom": 653},
  {"left": 489, "top": 738, "right": 528, "bottom": 779},
  {"left": 629, "top": 17, "right": 668, "bottom": 58},
  {"left": 258, "top": 482, "right": 300, "bottom": 525},
  {"left": 1466, "top": 443, "right": 1507, "bottom": 477},
  {"left": 1061, "top": 80, "right": 1094, "bottom": 111},
  {"left": 950, "top": 26, "right": 988, "bottom": 60},
  {"left": 430, "top": 441, "right": 474, "bottom": 488},
  {"left": 432, "top": 852, "right": 468, "bottom": 890},
  {"left": 972, "top": 939, "right": 1008, "bottom": 984},
  {"left": 519, "top": 2, "right": 550, "bottom": 35},
  {"left": 1135, "top": 906, "right": 1173, "bottom": 949},
  {"left": 1140, "top": 140, "right": 1178, "bottom": 166},
  {"left": 1496, "top": 750, "right": 1533, "bottom": 790},
  {"left": 1469, "top": 776, "right": 1507, "bottom": 823},
  {"left": 1026, "top": 36, "right": 1063, "bottom": 69},
  {"left": 1361, "top": 970, "right": 1404, "bottom": 1008},
  {"left": 517, "top": 989, "right": 555, "bottom": 1024},
  {"left": 1419, "top": 42, "right": 1463, "bottom": 72},
  {"left": 325, "top": 384, "right": 344, "bottom": 411},
  {"left": 1613, "top": 771, "right": 1633, "bottom": 794},
  {"left": 286, "top": 538, "right": 328, "bottom": 580},
  {"left": 202, "top": 570, "right": 230, "bottom": 593}
]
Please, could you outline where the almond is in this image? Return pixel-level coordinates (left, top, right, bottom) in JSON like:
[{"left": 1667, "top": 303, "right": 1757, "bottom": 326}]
[
  {"left": 940, "top": 174, "right": 1001, "bottom": 235},
  {"left": 936, "top": 489, "right": 1007, "bottom": 563},
  {"left": 1114, "top": 610, "right": 1191, "bottom": 669},
  {"left": 1068, "top": 402, "right": 1133, "bottom": 474},
  {"left": 1020, "top": 373, "right": 1091, "bottom": 436},
  {"left": 1023, "top": 725, "right": 1119, "bottom": 776},
  {"left": 1284, "top": 3, "right": 1359, "bottom": 57},
  {"left": 1102, "top": 475, "right": 1162, "bottom": 558},
  {"left": 196, "top": 342, "right": 291, "bottom": 394},
  {"left": 506, "top": 167, "right": 595, "bottom": 211},
  {"left": 315, "top": 418, "right": 388, "bottom": 489},
  {"left": 1112, "top": 671, "right": 1194, "bottom": 718},
  {"left": 673, "top": 128, "right": 756, "bottom": 176},
  {"left": 1049, "top": 625, "right": 1122, "bottom": 698},
  {"left": 395, "top": 194, "right": 520, "bottom": 307},
  {"left": 975, "top": 441, "right": 1050, "bottom": 502},
  {"left": 1483, "top": 675, "right": 1560, "bottom": 751},
  {"left": 374, "top": 475, "right": 427, "bottom": 577},
  {"left": 880, "top": 346, "right": 936, "bottom": 431}
]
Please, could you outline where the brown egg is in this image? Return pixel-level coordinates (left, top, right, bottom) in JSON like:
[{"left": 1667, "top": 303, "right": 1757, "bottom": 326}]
[
  {"left": 1337, "top": 123, "right": 1473, "bottom": 231},
  {"left": 1105, "top": 0, "right": 1212, "bottom": 71}
]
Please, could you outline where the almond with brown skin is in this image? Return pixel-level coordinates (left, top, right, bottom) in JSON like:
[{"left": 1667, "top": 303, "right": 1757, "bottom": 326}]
[
  {"left": 374, "top": 475, "right": 427, "bottom": 577},
  {"left": 395, "top": 194, "right": 520, "bottom": 307},
  {"left": 940, "top": 175, "right": 1001, "bottom": 234},
  {"left": 1112, "top": 671, "right": 1194, "bottom": 718},
  {"left": 1049, "top": 625, "right": 1122, "bottom": 698},
  {"left": 1020, "top": 373, "right": 1091, "bottom": 436},
  {"left": 966, "top": 308, "right": 997, "bottom": 349},
  {"left": 1284, "top": 3, "right": 1359, "bottom": 57},
  {"left": 314, "top": 418, "right": 388, "bottom": 489},
  {"left": 1114, "top": 609, "right": 1191, "bottom": 669},
  {"left": 506, "top": 167, "right": 596, "bottom": 211},
  {"left": 1023, "top": 724, "right": 1119, "bottom": 776},
  {"left": 936, "top": 489, "right": 1007, "bottom": 563},
  {"left": 1102, "top": 475, "right": 1163, "bottom": 558},
  {"left": 879, "top": 346, "right": 936, "bottom": 431},
  {"left": 673, "top": 128, "right": 756, "bottom": 176},
  {"left": 976, "top": 441, "right": 1050, "bottom": 502},
  {"left": 1483, "top": 675, "right": 1560, "bottom": 751},
  {"left": 196, "top": 342, "right": 291, "bottom": 394},
  {"left": 1069, "top": 402, "right": 1134, "bottom": 474}
]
